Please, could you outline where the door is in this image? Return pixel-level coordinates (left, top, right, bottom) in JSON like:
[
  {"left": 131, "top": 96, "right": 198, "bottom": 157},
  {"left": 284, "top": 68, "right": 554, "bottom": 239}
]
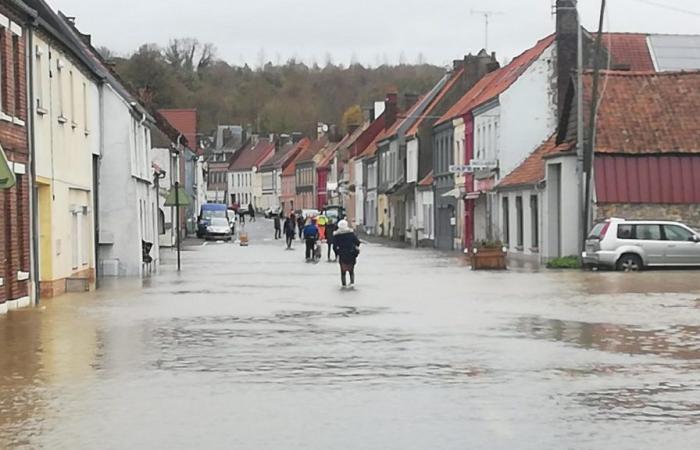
[
  {"left": 38, "top": 185, "right": 53, "bottom": 281},
  {"left": 662, "top": 224, "right": 700, "bottom": 265},
  {"left": 634, "top": 224, "right": 665, "bottom": 265}
]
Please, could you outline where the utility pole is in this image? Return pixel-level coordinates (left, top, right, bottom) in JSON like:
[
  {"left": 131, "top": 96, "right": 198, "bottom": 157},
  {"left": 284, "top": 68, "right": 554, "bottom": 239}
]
[
  {"left": 582, "top": 0, "right": 607, "bottom": 247},
  {"left": 471, "top": 9, "right": 504, "bottom": 50}
]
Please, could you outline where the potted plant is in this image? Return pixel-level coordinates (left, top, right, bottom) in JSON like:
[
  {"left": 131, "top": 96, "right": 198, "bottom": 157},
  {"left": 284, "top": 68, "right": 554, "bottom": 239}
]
[{"left": 469, "top": 240, "right": 507, "bottom": 270}]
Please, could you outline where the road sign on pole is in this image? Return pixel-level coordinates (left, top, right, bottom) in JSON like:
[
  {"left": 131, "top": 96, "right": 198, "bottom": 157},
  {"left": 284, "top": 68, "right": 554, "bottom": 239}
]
[
  {"left": 164, "top": 183, "right": 191, "bottom": 272},
  {"left": 0, "top": 145, "right": 16, "bottom": 190}
]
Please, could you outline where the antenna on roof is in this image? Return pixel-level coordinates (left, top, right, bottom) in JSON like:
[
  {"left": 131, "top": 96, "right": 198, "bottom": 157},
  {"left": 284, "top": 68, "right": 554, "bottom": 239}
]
[{"left": 471, "top": 9, "right": 505, "bottom": 51}]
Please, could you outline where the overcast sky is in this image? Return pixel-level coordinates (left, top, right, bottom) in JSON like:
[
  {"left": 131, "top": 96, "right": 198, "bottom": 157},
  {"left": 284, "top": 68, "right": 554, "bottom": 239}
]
[{"left": 48, "top": 0, "right": 699, "bottom": 67}]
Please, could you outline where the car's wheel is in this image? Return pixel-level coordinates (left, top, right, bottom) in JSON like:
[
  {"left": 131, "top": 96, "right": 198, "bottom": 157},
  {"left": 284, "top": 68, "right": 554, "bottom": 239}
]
[{"left": 616, "top": 254, "right": 643, "bottom": 272}]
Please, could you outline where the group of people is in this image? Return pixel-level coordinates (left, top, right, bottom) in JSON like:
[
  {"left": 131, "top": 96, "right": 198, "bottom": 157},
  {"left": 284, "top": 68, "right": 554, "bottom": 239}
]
[{"left": 274, "top": 212, "right": 361, "bottom": 288}]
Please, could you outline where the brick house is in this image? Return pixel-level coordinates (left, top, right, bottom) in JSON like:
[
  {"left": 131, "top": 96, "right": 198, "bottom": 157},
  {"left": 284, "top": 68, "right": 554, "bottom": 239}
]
[{"left": 0, "top": 0, "right": 33, "bottom": 313}]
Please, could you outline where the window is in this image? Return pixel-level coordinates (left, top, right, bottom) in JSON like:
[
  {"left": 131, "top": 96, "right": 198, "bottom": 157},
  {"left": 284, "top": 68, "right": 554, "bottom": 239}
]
[
  {"left": 82, "top": 82, "right": 88, "bottom": 131},
  {"left": 12, "top": 35, "right": 21, "bottom": 118},
  {"left": 515, "top": 196, "right": 523, "bottom": 248},
  {"left": 57, "top": 60, "right": 65, "bottom": 121},
  {"left": 617, "top": 224, "right": 634, "bottom": 239},
  {"left": 635, "top": 224, "right": 662, "bottom": 241},
  {"left": 69, "top": 70, "right": 75, "bottom": 126},
  {"left": 530, "top": 195, "right": 539, "bottom": 249},
  {"left": 664, "top": 225, "right": 694, "bottom": 242},
  {"left": 502, "top": 197, "right": 510, "bottom": 245},
  {"left": 0, "top": 29, "right": 5, "bottom": 112}
]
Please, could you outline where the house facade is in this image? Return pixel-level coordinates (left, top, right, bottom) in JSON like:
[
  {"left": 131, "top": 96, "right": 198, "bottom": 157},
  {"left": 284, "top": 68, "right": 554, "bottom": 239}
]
[
  {"left": 228, "top": 138, "right": 274, "bottom": 209},
  {"left": 28, "top": 5, "right": 102, "bottom": 296},
  {"left": 0, "top": 0, "right": 33, "bottom": 313}
]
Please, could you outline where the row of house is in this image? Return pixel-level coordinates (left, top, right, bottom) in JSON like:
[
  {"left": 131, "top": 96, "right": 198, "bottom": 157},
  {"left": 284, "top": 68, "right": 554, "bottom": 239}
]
[
  {"left": 0, "top": 0, "right": 204, "bottom": 314},
  {"left": 241, "top": 0, "right": 699, "bottom": 266}
]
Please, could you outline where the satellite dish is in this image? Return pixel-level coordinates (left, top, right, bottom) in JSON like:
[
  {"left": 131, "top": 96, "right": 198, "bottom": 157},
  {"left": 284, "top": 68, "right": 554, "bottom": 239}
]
[{"left": 322, "top": 124, "right": 329, "bottom": 132}]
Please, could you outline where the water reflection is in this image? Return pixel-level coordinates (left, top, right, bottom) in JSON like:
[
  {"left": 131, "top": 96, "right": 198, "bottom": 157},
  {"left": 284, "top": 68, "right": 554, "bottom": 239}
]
[{"left": 516, "top": 316, "right": 700, "bottom": 359}]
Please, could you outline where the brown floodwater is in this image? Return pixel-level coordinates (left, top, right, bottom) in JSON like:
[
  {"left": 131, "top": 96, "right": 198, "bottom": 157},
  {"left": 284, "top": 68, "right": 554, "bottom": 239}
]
[{"left": 1, "top": 223, "right": 700, "bottom": 449}]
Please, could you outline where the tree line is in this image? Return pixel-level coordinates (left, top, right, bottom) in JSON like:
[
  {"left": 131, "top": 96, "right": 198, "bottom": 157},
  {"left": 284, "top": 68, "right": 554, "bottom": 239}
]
[{"left": 105, "top": 39, "right": 445, "bottom": 138}]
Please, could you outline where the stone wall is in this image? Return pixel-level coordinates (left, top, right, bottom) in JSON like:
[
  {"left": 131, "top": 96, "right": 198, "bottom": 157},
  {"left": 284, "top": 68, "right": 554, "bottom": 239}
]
[{"left": 596, "top": 203, "right": 700, "bottom": 231}]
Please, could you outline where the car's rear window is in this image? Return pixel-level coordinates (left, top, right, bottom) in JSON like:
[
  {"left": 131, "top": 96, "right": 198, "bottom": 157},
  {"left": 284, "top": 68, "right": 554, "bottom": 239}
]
[{"left": 587, "top": 223, "right": 607, "bottom": 239}]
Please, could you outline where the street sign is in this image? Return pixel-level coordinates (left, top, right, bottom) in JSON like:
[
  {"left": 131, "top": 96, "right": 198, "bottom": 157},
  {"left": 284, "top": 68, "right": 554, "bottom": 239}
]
[
  {"left": 0, "top": 145, "right": 16, "bottom": 190},
  {"left": 164, "top": 186, "right": 192, "bottom": 207},
  {"left": 449, "top": 160, "right": 498, "bottom": 173}
]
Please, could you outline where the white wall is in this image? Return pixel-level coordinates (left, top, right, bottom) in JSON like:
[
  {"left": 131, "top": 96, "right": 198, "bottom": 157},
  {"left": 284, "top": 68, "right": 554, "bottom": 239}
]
[
  {"left": 542, "top": 154, "right": 580, "bottom": 259},
  {"left": 497, "top": 188, "right": 543, "bottom": 257},
  {"left": 354, "top": 159, "right": 364, "bottom": 227},
  {"left": 498, "top": 44, "right": 558, "bottom": 179},
  {"left": 98, "top": 86, "right": 156, "bottom": 277},
  {"left": 228, "top": 169, "right": 254, "bottom": 206}
]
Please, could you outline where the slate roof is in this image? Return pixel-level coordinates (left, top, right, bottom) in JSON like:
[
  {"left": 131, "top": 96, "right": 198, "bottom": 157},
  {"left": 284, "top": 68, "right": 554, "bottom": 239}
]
[
  {"left": 406, "top": 69, "right": 464, "bottom": 137},
  {"left": 584, "top": 70, "right": 700, "bottom": 154},
  {"left": 436, "top": 35, "right": 556, "bottom": 125},
  {"left": 229, "top": 139, "right": 274, "bottom": 171}
]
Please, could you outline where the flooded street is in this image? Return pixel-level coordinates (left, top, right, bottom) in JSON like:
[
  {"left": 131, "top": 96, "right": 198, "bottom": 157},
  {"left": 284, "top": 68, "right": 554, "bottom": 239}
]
[{"left": 2, "top": 221, "right": 700, "bottom": 449}]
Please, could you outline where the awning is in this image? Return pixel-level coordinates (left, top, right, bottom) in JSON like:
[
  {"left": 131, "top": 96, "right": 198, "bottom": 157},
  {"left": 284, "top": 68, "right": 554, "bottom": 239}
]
[
  {"left": 441, "top": 187, "right": 463, "bottom": 198},
  {"left": 389, "top": 182, "right": 416, "bottom": 197}
]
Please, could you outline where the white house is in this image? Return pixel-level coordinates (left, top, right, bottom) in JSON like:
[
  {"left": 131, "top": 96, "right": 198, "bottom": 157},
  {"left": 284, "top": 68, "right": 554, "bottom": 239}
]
[{"left": 227, "top": 138, "right": 274, "bottom": 209}]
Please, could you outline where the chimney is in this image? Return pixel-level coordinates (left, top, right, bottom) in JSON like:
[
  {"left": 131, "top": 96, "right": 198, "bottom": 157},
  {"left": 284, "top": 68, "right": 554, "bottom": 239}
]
[
  {"left": 453, "top": 59, "right": 465, "bottom": 71},
  {"left": 347, "top": 123, "right": 360, "bottom": 135},
  {"left": 384, "top": 92, "right": 398, "bottom": 130},
  {"left": 402, "top": 93, "right": 419, "bottom": 111},
  {"left": 291, "top": 132, "right": 303, "bottom": 143},
  {"left": 462, "top": 50, "right": 498, "bottom": 91},
  {"left": 556, "top": 0, "right": 579, "bottom": 121}
]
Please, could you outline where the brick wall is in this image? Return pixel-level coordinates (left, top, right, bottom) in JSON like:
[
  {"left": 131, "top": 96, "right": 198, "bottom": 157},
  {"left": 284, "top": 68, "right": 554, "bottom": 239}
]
[
  {"left": 0, "top": 5, "right": 30, "bottom": 306},
  {"left": 597, "top": 203, "right": 700, "bottom": 231}
]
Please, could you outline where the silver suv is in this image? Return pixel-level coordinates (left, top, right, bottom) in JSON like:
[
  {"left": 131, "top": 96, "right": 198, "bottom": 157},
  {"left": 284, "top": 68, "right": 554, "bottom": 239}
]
[{"left": 583, "top": 219, "right": 700, "bottom": 271}]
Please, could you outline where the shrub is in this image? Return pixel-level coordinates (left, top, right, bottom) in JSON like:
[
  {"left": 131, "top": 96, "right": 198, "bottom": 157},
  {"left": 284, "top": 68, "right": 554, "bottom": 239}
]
[{"left": 546, "top": 255, "right": 582, "bottom": 269}]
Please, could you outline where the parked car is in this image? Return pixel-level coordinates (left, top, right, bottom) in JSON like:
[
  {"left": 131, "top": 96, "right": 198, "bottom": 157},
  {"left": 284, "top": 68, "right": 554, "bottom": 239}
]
[
  {"left": 197, "top": 203, "right": 228, "bottom": 238},
  {"left": 321, "top": 205, "right": 345, "bottom": 222},
  {"left": 204, "top": 217, "right": 233, "bottom": 241},
  {"left": 264, "top": 206, "right": 282, "bottom": 218},
  {"left": 583, "top": 218, "right": 700, "bottom": 271}
]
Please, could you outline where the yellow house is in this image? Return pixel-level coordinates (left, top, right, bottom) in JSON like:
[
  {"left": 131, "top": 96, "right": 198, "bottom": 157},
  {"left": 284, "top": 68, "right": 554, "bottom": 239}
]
[{"left": 31, "top": 23, "right": 101, "bottom": 297}]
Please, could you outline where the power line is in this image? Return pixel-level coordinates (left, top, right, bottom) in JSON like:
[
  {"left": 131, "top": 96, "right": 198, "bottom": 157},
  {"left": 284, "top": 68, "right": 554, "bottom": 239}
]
[{"left": 629, "top": 0, "right": 700, "bottom": 16}]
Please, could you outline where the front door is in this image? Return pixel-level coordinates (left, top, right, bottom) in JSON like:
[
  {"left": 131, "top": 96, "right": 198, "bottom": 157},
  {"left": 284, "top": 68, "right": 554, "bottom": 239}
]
[{"left": 663, "top": 224, "right": 700, "bottom": 265}]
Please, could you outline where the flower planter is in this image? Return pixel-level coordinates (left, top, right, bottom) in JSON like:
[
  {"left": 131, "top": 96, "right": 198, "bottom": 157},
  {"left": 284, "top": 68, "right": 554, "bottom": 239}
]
[{"left": 470, "top": 247, "right": 507, "bottom": 270}]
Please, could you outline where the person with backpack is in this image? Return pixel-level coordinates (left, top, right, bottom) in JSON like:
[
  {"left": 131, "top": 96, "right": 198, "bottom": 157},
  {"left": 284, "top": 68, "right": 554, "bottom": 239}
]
[
  {"left": 332, "top": 220, "right": 361, "bottom": 287},
  {"left": 302, "top": 218, "right": 320, "bottom": 261}
]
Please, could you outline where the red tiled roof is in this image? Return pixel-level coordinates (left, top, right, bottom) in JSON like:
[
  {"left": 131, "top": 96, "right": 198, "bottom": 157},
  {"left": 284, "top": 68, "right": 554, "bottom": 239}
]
[
  {"left": 159, "top": 109, "right": 198, "bottom": 152},
  {"left": 296, "top": 136, "right": 329, "bottom": 164},
  {"left": 229, "top": 139, "right": 274, "bottom": 171},
  {"left": 418, "top": 170, "right": 433, "bottom": 187},
  {"left": 602, "top": 33, "right": 655, "bottom": 72},
  {"left": 585, "top": 70, "right": 700, "bottom": 155},
  {"left": 382, "top": 95, "right": 425, "bottom": 141},
  {"left": 497, "top": 135, "right": 572, "bottom": 188},
  {"left": 406, "top": 69, "right": 464, "bottom": 137},
  {"left": 360, "top": 128, "right": 388, "bottom": 157},
  {"left": 437, "top": 35, "right": 555, "bottom": 125}
]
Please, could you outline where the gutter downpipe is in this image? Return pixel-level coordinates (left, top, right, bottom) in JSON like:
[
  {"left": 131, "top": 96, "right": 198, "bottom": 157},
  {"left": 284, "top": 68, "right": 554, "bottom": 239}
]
[
  {"left": 27, "top": 15, "right": 40, "bottom": 306},
  {"left": 95, "top": 78, "right": 106, "bottom": 287},
  {"left": 576, "top": 6, "right": 585, "bottom": 253}
]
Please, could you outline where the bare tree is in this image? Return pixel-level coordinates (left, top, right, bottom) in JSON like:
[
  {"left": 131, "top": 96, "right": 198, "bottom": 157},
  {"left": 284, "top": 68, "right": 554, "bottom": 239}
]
[{"left": 165, "top": 38, "right": 217, "bottom": 72}]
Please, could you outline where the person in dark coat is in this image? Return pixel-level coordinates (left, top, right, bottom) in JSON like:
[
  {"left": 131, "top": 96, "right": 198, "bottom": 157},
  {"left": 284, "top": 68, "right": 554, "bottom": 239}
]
[
  {"left": 273, "top": 214, "right": 281, "bottom": 239},
  {"left": 302, "top": 218, "right": 320, "bottom": 261},
  {"left": 248, "top": 203, "right": 256, "bottom": 222},
  {"left": 296, "top": 215, "right": 305, "bottom": 239},
  {"left": 325, "top": 219, "right": 338, "bottom": 261},
  {"left": 283, "top": 214, "right": 296, "bottom": 249},
  {"left": 332, "top": 220, "right": 361, "bottom": 287}
]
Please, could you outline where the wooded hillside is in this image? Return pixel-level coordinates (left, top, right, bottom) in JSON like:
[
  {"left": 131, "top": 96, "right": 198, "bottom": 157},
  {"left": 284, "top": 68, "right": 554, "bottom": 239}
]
[{"left": 108, "top": 39, "right": 445, "bottom": 137}]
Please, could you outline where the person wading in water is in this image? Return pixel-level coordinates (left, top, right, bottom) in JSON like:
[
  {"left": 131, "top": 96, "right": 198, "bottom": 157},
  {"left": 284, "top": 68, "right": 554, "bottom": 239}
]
[{"left": 332, "top": 220, "right": 360, "bottom": 288}]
